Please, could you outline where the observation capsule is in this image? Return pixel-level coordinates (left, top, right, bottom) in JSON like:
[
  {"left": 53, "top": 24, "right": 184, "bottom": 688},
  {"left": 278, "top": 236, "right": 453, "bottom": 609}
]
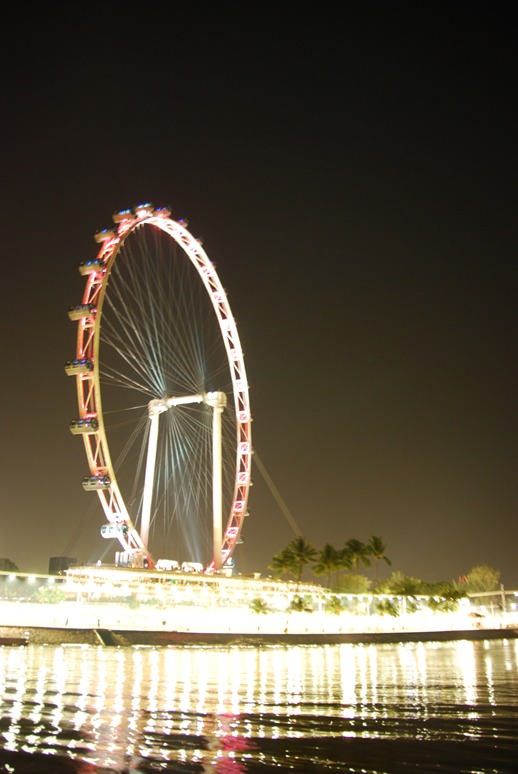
[
  {"left": 82, "top": 474, "right": 111, "bottom": 491},
  {"left": 64, "top": 357, "right": 93, "bottom": 376},
  {"left": 154, "top": 205, "right": 171, "bottom": 218},
  {"left": 78, "top": 258, "right": 105, "bottom": 276},
  {"left": 112, "top": 208, "right": 133, "bottom": 224},
  {"left": 94, "top": 228, "right": 116, "bottom": 243},
  {"left": 133, "top": 202, "right": 154, "bottom": 218},
  {"left": 67, "top": 304, "right": 96, "bottom": 321},
  {"left": 101, "top": 524, "right": 128, "bottom": 539},
  {"left": 70, "top": 417, "right": 98, "bottom": 435}
]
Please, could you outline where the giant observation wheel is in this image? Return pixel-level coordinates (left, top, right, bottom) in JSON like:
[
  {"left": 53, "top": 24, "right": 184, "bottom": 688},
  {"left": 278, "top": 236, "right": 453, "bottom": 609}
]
[{"left": 65, "top": 203, "right": 252, "bottom": 571}]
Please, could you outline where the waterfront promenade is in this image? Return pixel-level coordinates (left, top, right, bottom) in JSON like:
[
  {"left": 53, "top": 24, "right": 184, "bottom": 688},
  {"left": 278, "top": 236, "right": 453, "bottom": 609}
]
[{"left": 1, "top": 566, "right": 517, "bottom": 646}]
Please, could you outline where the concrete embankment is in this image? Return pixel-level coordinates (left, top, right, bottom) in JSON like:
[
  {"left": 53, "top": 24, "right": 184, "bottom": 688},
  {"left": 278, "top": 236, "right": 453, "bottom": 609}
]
[
  {"left": 2, "top": 625, "right": 517, "bottom": 647},
  {"left": 2, "top": 596, "right": 517, "bottom": 647}
]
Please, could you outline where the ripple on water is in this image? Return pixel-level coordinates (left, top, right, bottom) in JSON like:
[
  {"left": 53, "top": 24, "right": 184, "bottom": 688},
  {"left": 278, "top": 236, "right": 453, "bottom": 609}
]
[{"left": 0, "top": 640, "right": 517, "bottom": 773}]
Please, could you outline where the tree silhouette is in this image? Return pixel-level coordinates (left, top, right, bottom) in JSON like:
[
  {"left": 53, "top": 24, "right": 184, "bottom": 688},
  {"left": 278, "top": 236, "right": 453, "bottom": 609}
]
[
  {"left": 0, "top": 558, "right": 19, "bottom": 572},
  {"left": 380, "top": 570, "right": 423, "bottom": 596},
  {"left": 367, "top": 535, "right": 392, "bottom": 582},
  {"left": 249, "top": 598, "right": 271, "bottom": 614},
  {"left": 270, "top": 536, "right": 317, "bottom": 583},
  {"left": 287, "top": 536, "right": 317, "bottom": 582},
  {"left": 269, "top": 546, "right": 298, "bottom": 580},
  {"left": 342, "top": 539, "right": 371, "bottom": 573},
  {"left": 313, "top": 543, "right": 340, "bottom": 589},
  {"left": 464, "top": 565, "right": 501, "bottom": 593}
]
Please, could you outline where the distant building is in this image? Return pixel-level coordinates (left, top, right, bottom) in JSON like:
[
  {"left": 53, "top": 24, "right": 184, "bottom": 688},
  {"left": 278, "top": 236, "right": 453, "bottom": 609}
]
[{"left": 48, "top": 556, "right": 77, "bottom": 575}]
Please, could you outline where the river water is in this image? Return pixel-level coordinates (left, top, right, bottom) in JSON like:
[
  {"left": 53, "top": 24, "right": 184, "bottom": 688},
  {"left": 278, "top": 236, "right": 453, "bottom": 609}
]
[{"left": 1, "top": 638, "right": 517, "bottom": 773}]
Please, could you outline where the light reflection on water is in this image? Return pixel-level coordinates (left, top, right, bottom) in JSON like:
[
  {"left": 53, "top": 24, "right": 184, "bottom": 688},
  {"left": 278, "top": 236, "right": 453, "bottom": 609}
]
[{"left": 1, "top": 639, "right": 517, "bottom": 772}]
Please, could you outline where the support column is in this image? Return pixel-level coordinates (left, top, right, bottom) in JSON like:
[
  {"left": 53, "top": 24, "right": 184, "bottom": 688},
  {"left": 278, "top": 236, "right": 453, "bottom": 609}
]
[
  {"left": 141, "top": 409, "right": 161, "bottom": 548},
  {"left": 206, "top": 391, "right": 227, "bottom": 571}
]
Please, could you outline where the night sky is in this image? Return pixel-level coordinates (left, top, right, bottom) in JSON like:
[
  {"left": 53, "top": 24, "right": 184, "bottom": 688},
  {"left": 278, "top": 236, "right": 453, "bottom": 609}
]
[{"left": 1, "top": 5, "right": 516, "bottom": 586}]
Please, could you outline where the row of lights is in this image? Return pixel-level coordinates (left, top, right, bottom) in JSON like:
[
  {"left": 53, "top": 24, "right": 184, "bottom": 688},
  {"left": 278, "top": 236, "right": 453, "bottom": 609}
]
[{"left": 6, "top": 574, "right": 55, "bottom": 584}]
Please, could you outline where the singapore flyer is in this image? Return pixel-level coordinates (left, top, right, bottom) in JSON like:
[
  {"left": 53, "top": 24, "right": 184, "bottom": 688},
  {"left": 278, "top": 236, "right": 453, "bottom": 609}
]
[{"left": 65, "top": 203, "right": 252, "bottom": 572}]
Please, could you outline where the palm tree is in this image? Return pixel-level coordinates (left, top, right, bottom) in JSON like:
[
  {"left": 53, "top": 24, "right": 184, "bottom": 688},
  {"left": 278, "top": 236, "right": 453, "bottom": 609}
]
[
  {"left": 286, "top": 535, "right": 317, "bottom": 583},
  {"left": 313, "top": 543, "right": 341, "bottom": 589},
  {"left": 343, "top": 539, "right": 371, "bottom": 573},
  {"left": 249, "top": 598, "right": 271, "bottom": 615},
  {"left": 367, "top": 535, "right": 392, "bottom": 582},
  {"left": 269, "top": 546, "right": 298, "bottom": 580},
  {"left": 337, "top": 545, "right": 353, "bottom": 579}
]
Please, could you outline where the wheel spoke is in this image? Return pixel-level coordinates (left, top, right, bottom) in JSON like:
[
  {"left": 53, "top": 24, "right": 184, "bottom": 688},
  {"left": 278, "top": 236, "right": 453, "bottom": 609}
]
[{"left": 68, "top": 206, "right": 252, "bottom": 571}]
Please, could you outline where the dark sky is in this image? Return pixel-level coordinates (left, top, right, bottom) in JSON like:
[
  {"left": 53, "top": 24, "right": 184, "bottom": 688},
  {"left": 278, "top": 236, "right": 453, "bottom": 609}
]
[{"left": 1, "top": 4, "right": 516, "bottom": 586}]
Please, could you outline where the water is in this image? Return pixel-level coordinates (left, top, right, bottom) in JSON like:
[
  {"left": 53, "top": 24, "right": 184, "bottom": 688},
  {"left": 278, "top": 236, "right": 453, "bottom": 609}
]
[{"left": 1, "top": 638, "right": 517, "bottom": 773}]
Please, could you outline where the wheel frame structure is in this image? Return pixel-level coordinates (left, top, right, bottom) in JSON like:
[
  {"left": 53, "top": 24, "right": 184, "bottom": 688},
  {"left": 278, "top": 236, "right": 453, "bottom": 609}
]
[{"left": 66, "top": 203, "right": 252, "bottom": 571}]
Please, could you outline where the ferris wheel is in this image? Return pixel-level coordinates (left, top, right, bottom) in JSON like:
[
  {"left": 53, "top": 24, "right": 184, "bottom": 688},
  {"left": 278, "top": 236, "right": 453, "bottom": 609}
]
[{"left": 65, "top": 203, "right": 252, "bottom": 571}]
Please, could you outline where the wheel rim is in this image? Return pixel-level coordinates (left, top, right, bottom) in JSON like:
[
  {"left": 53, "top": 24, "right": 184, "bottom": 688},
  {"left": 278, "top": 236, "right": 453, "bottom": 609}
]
[{"left": 68, "top": 204, "right": 252, "bottom": 571}]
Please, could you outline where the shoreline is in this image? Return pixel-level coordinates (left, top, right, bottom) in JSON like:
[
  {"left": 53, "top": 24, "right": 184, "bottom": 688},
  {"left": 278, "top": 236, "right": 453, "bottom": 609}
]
[
  {"left": 2, "top": 624, "right": 517, "bottom": 647},
  {"left": 2, "top": 569, "right": 517, "bottom": 648}
]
